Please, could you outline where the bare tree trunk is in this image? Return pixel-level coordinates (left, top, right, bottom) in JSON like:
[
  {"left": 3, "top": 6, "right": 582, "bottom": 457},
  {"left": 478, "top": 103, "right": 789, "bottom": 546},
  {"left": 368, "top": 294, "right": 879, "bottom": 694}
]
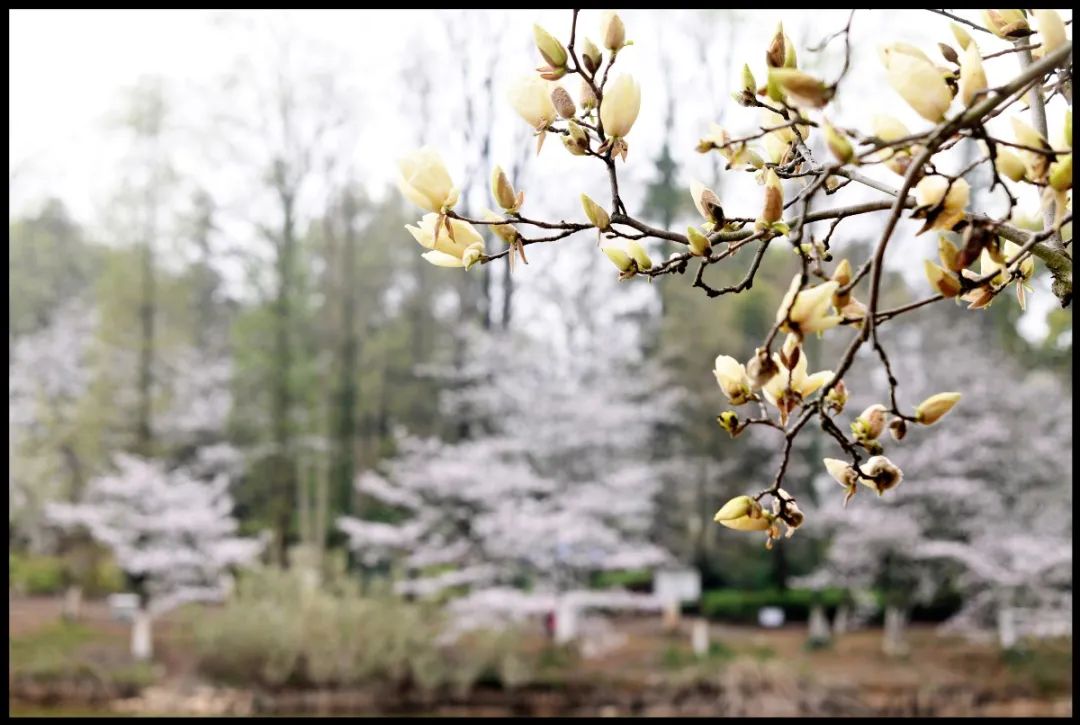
[
  {"left": 131, "top": 605, "right": 153, "bottom": 661},
  {"left": 333, "top": 190, "right": 359, "bottom": 517},
  {"left": 271, "top": 181, "right": 296, "bottom": 565},
  {"left": 882, "top": 605, "right": 909, "bottom": 657}
]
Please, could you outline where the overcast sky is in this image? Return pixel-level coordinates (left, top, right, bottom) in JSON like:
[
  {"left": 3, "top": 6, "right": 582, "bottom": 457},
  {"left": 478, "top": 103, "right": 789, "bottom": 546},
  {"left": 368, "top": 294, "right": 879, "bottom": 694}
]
[{"left": 9, "top": 9, "right": 1071, "bottom": 338}]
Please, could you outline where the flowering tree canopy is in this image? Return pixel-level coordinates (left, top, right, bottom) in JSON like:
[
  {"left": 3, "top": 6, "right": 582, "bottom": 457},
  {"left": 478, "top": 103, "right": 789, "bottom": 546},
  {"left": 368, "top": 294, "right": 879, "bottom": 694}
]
[
  {"left": 46, "top": 453, "right": 264, "bottom": 614},
  {"left": 392, "top": 9, "right": 1072, "bottom": 548},
  {"left": 338, "top": 331, "right": 676, "bottom": 597}
]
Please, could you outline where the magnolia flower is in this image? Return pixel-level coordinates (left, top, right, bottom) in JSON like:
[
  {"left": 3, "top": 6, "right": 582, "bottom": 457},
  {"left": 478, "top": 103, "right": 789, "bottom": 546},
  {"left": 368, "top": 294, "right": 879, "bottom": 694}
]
[
  {"left": 775, "top": 275, "right": 842, "bottom": 336},
  {"left": 871, "top": 114, "right": 917, "bottom": 176},
  {"left": 824, "top": 121, "right": 854, "bottom": 164},
  {"left": 1033, "top": 10, "right": 1066, "bottom": 55},
  {"left": 859, "top": 456, "right": 904, "bottom": 496},
  {"left": 994, "top": 148, "right": 1027, "bottom": 182},
  {"left": 689, "top": 180, "right": 723, "bottom": 226},
  {"left": 958, "top": 41, "right": 987, "bottom": 106},
  {"left": 1049, "top": 154, "right": 1072, "bottom": 192},
  {"left": 915, "top": 392, "right": 961, "bottom": 425},
  {"left": 490, "top": 166, "right": 522, "bottom": 212},
  {"left": 851, "top": 404, "right": 887, "bottom": 442},
  {"left": 745, "top": 348, "right": 779, "bottom": 389},
  {"left": 406, "top": 213, "right": 485, "bottom": 269},
  {"left": 982, "top": 9, "right": 1031, "bottom": 40},
  {"left": 761, "top": 343, "right": 833, "bottom": 424},
  {"left": 533, "top": 24, "right": 567, "bottom": 69},
  {"left": 714, "top": 495, "right": 772, "bottom": 532},
  {"left": 625, "top": 240, "right": 653, "bottom": 271},
  {"left": 924, "top": 260, "right": 962, "bottom": 298},
  {"left": 769, "top": 68, "right": 832, "bottom": 108},
  {"left": 713, "top": 355, "right": 753, "bottom": 406},
  {"left": 880, "top": 43, "right": 952, "bottom": 122},
  {"left": 601, "top": 245, "right": 633, "bottom": 273},
  {"left": 600, "top": 10, "right": 626, "bottom": 51},
  {"left": 508, "top": 75, "right": 557, "bottom": 131},
  {"left": 580, "top": 193, "right": 611, "bottom": 230},
  {"left": 397, "top": 148, "right": 460, "bottom": 213},
  {"left": 600, "top": 74, "right": 641, "bottom": 139},
  {"left": 1011, "top": 116, "right": 1052, "bottom": 182},
  {"left": 758, "top": 169, "right": 784, "bottom": 228},
  {"left": 687, "top": 226, "right": 711, "bottom": 257},
  {"left": 913, "top": 176, "right": 969, "bottom": 233}
]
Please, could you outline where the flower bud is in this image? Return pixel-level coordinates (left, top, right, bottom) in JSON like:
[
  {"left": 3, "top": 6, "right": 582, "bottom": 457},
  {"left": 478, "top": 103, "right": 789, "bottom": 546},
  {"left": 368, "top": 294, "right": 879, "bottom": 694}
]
[
  {"left": 714, "top": 355, "right": 753, "bottom": 406},
  {"left": 690, "top": 180, "right": 724, "bottom": 226},
  {"left": 852, "top": 403, "right": 887, "bottom": 441},
  {"left": 600, "top": 74, "right": 641, "bottom": 139},
  {"left": 994, "top": 148, "right": 1027, "bottom": 182},
  {"left": 823, "top": 458, "right": 859, "bottom": 489},
  {"left": 859, "top": 456, "right": 903, "bottom": 496},
  {"left": 563, "top": 120, "right": 590, "bottom": 156},
  {"left": 950, "top": 22, "right": 973, "bottom": 50},
  {"left": 769, "top": 68, "right": 833, "bottom": 108},
  {"left": 580, "top": 193, "right": 610, "bottom": 230},
  {"left": 938, "top": 42, "right": 959, "bottom": 65},
  {"left": 601, "top": 245, "right": 633, "bottom": 273},
  {"left": 914, "top": 392, "right": 961, "bottom": 425},
  {"left": 508, "top": 75, "right": 557, "bottom": 131},
  {"left": 775, "top": 274, "right": 842, "bottom": 336},
  {"left": 397, "top": 147, "right": 460, "bottom": 213},
  {"left": 913, "top": 176, "right": 970, "bottom": 234},
  {"left": 600, "top": 11, "right": 626, "bottom": 52},
  {"left": 1011, "top": 116, "right": 1052, "bottom": 183},
  {"left": 1032, "top": 9, "right": 1066, "bottom": 56},
  {"left": 533, "top": 24, "right": 568, "bottom": 69},
  {"left": 880, "top": 44, "right": 953, "bottom": 122},
  {"left": 958, "top": 41, "right": 987, "bottom": 106},
  {"left": 824, "top": 121, "right": 854, "bottom": 164},
  {"left": 938, "top": 236, "right": 962, "bottom": 271},
  {"left": 626, "top": 239, "right": 653, "bottom": 271},
  {"left": 923, "top": 260, "right": 962, "bottom": 298},
  {"left": 717, "top": 410, "right": 740, "bottom": 437},
  {"left": 490, "top": 166, "right": 521, "bottom": 212},
  {"left": 482, "top": 210, "right": 518, "bottom": 245},
  {"left": 551, "top": 86, "right": 576, "bottom": 119},
  {"left": 765, "top": 23, "right": 786, "bottom": 68},
  {"left": 759, "top": 169, "right": 784, "bottom": 226},
  {"left": 824, "top": 380, "right": 847, "bottom": 415},
  {"left": 714, "top": 495, "right": 771, "bottom": 531},
  {"left": 830, "top": 258, "right": 852, "bottom": 304},
  {"left": 982, "top": 9, "right": 1032, "bottom": 40},
  {"left": 889, "top": 418, "right": 907, "bottom": 441},
  {"left": 1049, "top": 154, "right": 1072, "bottom": 192},
  {"left": 742, "top": 64, "right": 756, "bottom": 94},
  {"left": 582, "top": 37, "right": 602, "bottom": 74},
  {"left": 687, "top": 226, "right": 712, "bottom": 257},
  {"left": 579, "top": 78, "right": 598, "bottom": 111}
]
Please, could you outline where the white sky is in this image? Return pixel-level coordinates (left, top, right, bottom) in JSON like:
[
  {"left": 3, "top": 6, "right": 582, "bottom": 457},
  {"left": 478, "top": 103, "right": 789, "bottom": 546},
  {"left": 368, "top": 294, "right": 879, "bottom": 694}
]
[{"left": 8, "top": 9, "right": 1071, "bottom": 338}]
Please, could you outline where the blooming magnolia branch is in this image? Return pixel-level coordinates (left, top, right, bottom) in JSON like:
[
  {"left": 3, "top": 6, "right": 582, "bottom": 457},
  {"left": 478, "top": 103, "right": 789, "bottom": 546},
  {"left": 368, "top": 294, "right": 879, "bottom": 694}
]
[{"left": 394, "top": 9, "right": 1073, "bottom": 550}]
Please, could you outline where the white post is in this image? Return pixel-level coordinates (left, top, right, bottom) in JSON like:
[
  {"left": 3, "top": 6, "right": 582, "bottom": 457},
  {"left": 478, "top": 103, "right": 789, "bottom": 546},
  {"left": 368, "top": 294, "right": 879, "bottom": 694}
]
[
  {"left": 691, "top": 619, "right": 709, "bottom": 658},
  {"left": 808, "top": 603, "right": 830, "bottom": 647},
  {"left": 555, "top": 598, "right": 578, "bottom": 644},
  {"left": 62, "top": 585, "right": 83, "bottom": 622},
  {"left": 131, "top": 606, "right": 154, "bottom": 661},
  {"left": 662, "top": 597, "right": 681, "bottom": 632},
  {"left": 997, "top": 606, "right": 1017, "bottom": 650},
  {"left": 832, "top": 604, "right": 849, "bottom": 636},
  {"left": 882, "top": 605, "right": 908, "bottom": 657}
]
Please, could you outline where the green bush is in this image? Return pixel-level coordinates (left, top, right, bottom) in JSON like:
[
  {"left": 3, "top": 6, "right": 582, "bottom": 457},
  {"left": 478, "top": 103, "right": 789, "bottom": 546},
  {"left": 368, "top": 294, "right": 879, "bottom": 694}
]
[
  {"left": 591, "top": 568, "right": 653, "bottom": 591},
  {"left": 194, "top": 566, "right": 537, "bottom": 693},
  {"left": 700, "top": 588, "right": 847, "bottom": 623},
  {"left": 9, "top": 552, "right": 66, "bottom": 596}
]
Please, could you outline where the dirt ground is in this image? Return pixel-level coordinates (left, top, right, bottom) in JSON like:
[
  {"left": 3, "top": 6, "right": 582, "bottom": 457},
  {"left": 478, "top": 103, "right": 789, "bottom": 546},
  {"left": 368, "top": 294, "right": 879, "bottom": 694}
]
[{"left": 9, "top": 594, "right": 1073, "bottom": 716}]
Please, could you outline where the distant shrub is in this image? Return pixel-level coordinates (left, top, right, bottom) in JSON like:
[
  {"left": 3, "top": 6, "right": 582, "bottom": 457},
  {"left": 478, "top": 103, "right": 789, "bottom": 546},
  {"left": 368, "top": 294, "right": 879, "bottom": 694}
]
[
  {"left": 700, "top": 588, "right": 847, "bottom": 623},
  {"left": 9, "top": 552, "right": 66, "bottom": 596},
  {"left": 194, "top": 566, "right": 536, "bottom": 693}
]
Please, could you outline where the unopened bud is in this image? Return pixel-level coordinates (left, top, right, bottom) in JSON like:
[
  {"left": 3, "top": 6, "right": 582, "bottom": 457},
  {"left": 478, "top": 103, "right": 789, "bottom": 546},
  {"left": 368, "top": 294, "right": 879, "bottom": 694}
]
[
  {"left": 601, "top": 245, "right": 633, "bottom": 273},
  {"left": 915, "top": 392, "right": 961, "bottom": 425},
  {"left": 579, "top": 79, "right": 598, "bottom": 111},
  {"left": 717, "top": 410, "right": 740, "bottom": 437},
  {"left": 824, "top": 380, "right": 847, "bottom": 415},
  {"left": 687, "top": 226, "right": 712, "bottom": 257},
  {"left": 582, "top": 37, "right": 602, "bottom": 74},
  {"left": 824, "top": 121, "right": 854, "bottom": 164},
  {"left": 742, "top": 63, "right": 756, "bottom": 94},
  {"left": 950, "top": 22, "right": 973, "bottom": 50},
  {"left": 938, "top": 42, "right": 959, "bottom": 65},
  {"left": 490, "top": 166, "right": 520, "bottom": 212},
  {"left": 563, "top": 120, "right": 589, "bottom": 156},
  {"left": 626, "top": 239, "right": 653, "bottom": 271},
  {"left": 758, "top": 169, "right": 784, "bottom": 226},
  {"left": 551, "top": 86, "right": 576, "bottom": 119},
  {"left": 766, "top": 23, "right": 786, "bottom": 68},
  {"left": 982, "top": 9, "right": 1032, "bottom": 40},
  {"left": 533, "top": 24, "right": 568, "bottom": 68},
  {"left": 994, "top": 149, "right": 1027, "bottom": 182},
  {"left": 581, "top": 193, "right": 611, "bottom": 230},
  {"left": 769, "top": 68, "right": 832, "bottom": 108},
  {"left": 852, "top": 403, "right": 887, "bottom": 441},
  {"left": 600, "top": 10, "right": 626, "bottom": 52},
  {"left": 923, "top": 260, "right": 962, "bottom": 298},
  {"left": 1049, "top": 154, "right": 1072, "bottom": 192},
  {"left": 888, "top": 417, "right": 907, "bottom": 441}
]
